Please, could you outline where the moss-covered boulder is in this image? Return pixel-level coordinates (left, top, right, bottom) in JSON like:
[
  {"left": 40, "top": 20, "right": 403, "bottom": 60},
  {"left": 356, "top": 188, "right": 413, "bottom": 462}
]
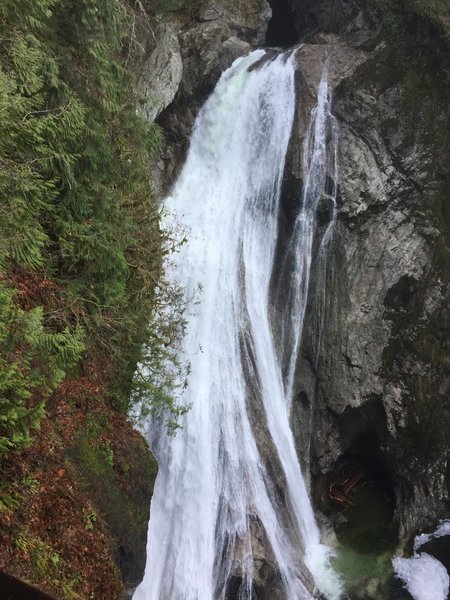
[{"left": 67, "top": 410, "right": 158, "bottom": 591}]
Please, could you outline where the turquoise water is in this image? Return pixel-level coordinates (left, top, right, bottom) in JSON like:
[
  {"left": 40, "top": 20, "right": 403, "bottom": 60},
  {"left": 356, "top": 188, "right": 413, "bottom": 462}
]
[{"left": 331, "top": 482, "right": 398, "bottom": 598}]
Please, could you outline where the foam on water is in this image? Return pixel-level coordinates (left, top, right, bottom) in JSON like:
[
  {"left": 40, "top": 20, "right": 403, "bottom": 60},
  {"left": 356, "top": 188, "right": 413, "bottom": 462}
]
[
  {"left": 393, "top": 553, "right": 449, "bottom": 600},
  {"left": 393, "top": 521, "right": 450, "bottom": 600},
  {"left": 414, "top": 520, "right": 450, "bottom": 552}
]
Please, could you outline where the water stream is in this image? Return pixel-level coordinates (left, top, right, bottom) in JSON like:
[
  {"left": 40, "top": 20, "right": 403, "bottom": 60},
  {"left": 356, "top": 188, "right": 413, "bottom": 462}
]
[{"left": 134, "top": 49, "right": 342, "bottom": 600}]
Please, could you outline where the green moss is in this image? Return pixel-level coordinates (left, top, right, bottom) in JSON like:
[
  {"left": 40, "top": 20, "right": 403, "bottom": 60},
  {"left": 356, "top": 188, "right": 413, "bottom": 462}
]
[
  {"left": 412, "top": 0, "right": 450, "bottom": 41},
  {"left": 70, "top": 415, "right": 114, "bottom": 477},
  {"left": 68, "top": 414, "right": 158, "bottom": 587},
  {"left": 14, "top": 529, "right": 84, "bottom": 599},
  {"left": 371, "top": 0, "right": 450, "bottom": 44}
]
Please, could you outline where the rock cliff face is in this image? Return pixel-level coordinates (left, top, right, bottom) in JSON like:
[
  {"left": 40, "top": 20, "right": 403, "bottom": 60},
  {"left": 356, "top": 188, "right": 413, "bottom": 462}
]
[
  {"left": 284, "top": 6, "right": 450, "bottom": 547},
  {"left": 140, "top": 0, "right": 449, "bottom": 596}
]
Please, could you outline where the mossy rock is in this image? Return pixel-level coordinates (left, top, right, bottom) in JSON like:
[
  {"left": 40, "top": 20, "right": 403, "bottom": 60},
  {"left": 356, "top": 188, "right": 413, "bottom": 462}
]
[{"left": 67, "top": 412, "right": 158, "bottom": 590}]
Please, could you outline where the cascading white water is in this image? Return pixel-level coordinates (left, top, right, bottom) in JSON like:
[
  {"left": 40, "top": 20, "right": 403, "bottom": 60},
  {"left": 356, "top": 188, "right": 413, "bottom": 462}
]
[
  {"left": 275, "top": 61, "right": 339, "bottom": 487},
  {"left": 278, "top": 61, "right": 338, "bottom": 406},
  {"left": 134, "top": 50, "right": 342, "bottom": 600}
]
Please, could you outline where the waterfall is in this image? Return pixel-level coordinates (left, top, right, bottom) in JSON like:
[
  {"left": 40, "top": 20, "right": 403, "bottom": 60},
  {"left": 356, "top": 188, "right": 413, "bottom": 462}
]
[
  {"left": 275, "top": 62, "right": 339, "bottom": 481},
  {"left": 134, "top": 50, "right": 342, "bottom": 600},
  {"left": 278, "top": 60, "right": 339, "bottom": 407}
]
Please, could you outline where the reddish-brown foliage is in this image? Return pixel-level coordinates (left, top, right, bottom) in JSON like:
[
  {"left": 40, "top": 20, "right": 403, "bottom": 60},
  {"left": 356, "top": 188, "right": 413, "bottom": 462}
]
[
  {"left": 7, "top": 269, "right": 62, "bottom": 312},
  {"left": 0, "top": 405, "right": 127, "bottom": 599}
]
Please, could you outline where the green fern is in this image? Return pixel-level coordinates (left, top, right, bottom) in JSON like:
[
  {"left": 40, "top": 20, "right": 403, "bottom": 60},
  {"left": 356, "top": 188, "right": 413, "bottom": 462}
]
[
  {"left": 0, "top": 0, "right": 189, "bottom": 455},
  {"left": 0, "top": 282, "right": 84, "bottom": 454}
]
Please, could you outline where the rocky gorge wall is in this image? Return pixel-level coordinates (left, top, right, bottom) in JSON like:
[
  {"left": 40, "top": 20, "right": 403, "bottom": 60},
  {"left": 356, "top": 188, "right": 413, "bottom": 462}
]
[
  {"left": 284, "top": 0, "right": 450, "bottom": 545},
  {"left": 140, "top": 0, "right": 450, "bottom": 596}
]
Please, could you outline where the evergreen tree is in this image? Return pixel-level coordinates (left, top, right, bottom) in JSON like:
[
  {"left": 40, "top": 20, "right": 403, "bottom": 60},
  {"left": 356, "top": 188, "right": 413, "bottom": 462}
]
[{"left": 0, "top": 0, "right": 183, "bottom": 453}]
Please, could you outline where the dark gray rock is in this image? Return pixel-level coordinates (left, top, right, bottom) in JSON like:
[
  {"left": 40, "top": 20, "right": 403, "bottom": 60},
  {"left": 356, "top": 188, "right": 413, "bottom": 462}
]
[
  {"left": 138, "top": 23, "right": 183, "bottom": 122},
  {"left": 289, "top": 0, "right": 381, "bottom": 48},
  {"left": 285, "top": 27, "right": 450, "bottom": 555}
]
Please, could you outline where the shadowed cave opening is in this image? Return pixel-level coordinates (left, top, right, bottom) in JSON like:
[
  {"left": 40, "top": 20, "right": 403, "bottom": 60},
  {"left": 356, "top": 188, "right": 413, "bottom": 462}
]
[
  {"left": 266, "top": 0, "right": 298, "bottom": 47},
  {"left": 384, "top": 275, "right": 418, "bottom": 311},
  {"left": 324, "top": 428, "right": 399, "bottom": 597},
  {"left": 328, "top": 436, "right": 397, "bottom": 533}
]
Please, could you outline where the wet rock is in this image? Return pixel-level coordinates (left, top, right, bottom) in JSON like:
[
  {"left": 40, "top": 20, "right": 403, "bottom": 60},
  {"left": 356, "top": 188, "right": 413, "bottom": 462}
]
[
  {"left": 285, "top": 25, "right": 450, "bottom": 553},
  {"left": 289, "top": 0, "right": 381, "bottom": 48},
  {"left": 138, "top": 23, "right": 183, "bottom": 122},
  {"left": 141, "top": 0, "right": 269, "bottom": 194},
  {"left": 317, "top": 193, "right": 335, "bottom": 226},
  {"left": 200, "top": 5, "right": 224, "bottom": 22},
  {"left": 180, "top": 23, "right": 251, "bottom": 94},
  {"left": 217, "top": 0, "right": 271, "bottom": 45}
]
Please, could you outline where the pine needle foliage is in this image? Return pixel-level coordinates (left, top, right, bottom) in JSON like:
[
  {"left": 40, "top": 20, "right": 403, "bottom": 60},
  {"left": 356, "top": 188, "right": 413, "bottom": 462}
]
[{"left": 0, "top": 0, "right": 184, "bottom": 453}]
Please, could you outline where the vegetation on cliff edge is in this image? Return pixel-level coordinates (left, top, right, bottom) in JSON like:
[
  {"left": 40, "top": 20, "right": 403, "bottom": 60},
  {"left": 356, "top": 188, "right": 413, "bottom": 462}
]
[{"left": 0, "top": 0, "right": 185, "bottom": 596}]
